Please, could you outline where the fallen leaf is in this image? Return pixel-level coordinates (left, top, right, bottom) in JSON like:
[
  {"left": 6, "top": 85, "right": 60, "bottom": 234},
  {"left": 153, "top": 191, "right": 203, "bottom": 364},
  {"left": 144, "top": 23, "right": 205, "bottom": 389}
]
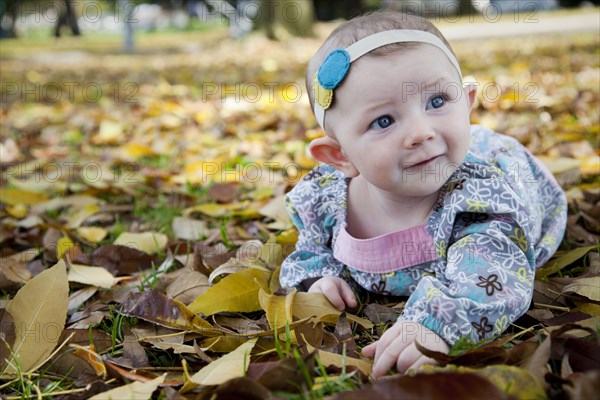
[
  {"left": 68, "top": 286, "right": 98, "bottom": 311},
  {"left": 65, "top": 203, "right": 101, "bottom": 229},
  {"left": 2, "top": 260, "right": 69, "bottom": 375},
  {"left": 564, "top": 369, "right": 600, "bottom": 400},
  {"left": 89, "top": 373, "right": 165, "bottom": 400},
  {"left": 562, "top": 276, "right": 600, "bottom": 301},
  {"left": 258, "top": 287, "right": 296, "bottom": 342},
  {"left": 184, "top": 201, "right": 261, "bottom": 219},
  {"left": 292, "top": 292, "right": 373, "bottom": 330},
  {"left": 0, "top": 187, "right": 48, "bottom": 206},
  {"left": 306, "top": 343, "right": 372, "bottom": 376},
  {"left": 210, "top": 377, "right": 272, "bottom": 400},
  {"left": 331, "top": 372, "right": 502, "bottom": 400},
  {"left": 165, "top": 269, "right": 210, "bottom": 304},
  {"left": 47, "top": 329, "right": 112, "bottom": 378},
  {"left": 536, "top": 245, "right": 597, "bottom": 279},
  {"left": 113, "top": 231, "right": 168, "bottom": 255},
  {"left": 93, "top": 120, "right": 124, "bottom": 145},
  {"left": 68, "top": 263, "right": 120, "bottom": 289},
  {"left": 182, "top": 337, "right": 257, "bottom": 391},
  {"left": 188, "top": 268, "right": 271, "bottom": 316},
  {"left": 247, "top": 353, "right": 316, "bottom": 392},
  {"left": 77, "top": 226, "right": 108, "bottom": 243},
  {"left": 90, "top": 244, "right": 157, "bottom": 275},
  {"left": 172, "top": 216, "right": 209, "bottom": 240},
  {"left": 120, "top": 290, "right": 219, "bottom": 336},
  {"left": 0, "top": 249, "right": 37, "bottom": 289},
  {"left": 72, "top": 343, "right": 107, "bottom": 378}
]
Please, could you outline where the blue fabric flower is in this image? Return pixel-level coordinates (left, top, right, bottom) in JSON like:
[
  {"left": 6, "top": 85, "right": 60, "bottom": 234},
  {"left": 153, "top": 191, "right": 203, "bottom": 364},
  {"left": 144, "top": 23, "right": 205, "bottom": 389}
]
[{"left": 317, "top": 49, "right": 351, "bottom": 90}]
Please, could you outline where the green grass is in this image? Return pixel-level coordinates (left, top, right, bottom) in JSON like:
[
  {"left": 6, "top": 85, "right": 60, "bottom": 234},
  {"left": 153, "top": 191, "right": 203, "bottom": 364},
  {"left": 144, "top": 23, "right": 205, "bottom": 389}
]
[
  {"left": 133, "top": 193, "right": 183, "bottom": 239},
  {"left": 0, "top": 20, "right": 228, "bottom": 58}
]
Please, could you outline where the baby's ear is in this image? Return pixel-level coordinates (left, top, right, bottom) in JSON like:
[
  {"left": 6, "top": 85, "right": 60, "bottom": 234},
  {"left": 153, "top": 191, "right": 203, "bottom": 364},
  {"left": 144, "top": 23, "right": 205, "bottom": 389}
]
[
  {"left": 463, "top": 83, "right": 477, "bottom": 111},
  {"left": 308, "top": 136, "right": 359, "bottom": 177}
]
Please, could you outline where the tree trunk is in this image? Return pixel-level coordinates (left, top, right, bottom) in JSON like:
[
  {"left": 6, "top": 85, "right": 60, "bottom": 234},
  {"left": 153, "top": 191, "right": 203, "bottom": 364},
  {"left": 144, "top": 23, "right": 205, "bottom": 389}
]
[
  {"left": 54, "top": 0, "right": 80, "bottom": 38},
  {"left": 255, "top": 0, "right": 315, "bottom": 40},
  {"left": 0, "top": 0, "right": 17, "bottom": 38},
  {"left": 457, "top": 0, "right": 477, "bottom": 15}
]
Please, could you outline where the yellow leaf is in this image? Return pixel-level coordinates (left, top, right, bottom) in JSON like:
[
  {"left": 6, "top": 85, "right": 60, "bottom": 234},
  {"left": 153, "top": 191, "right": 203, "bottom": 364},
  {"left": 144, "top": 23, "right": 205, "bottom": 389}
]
[
  {"left": 93, "top": 120, "right": 123, "bottom": 145},
  {"left": 536, "top": 245, "right": 597, "bottom": 279},
  {"left": 0, "top": 187, "right": 48, "bottom": 206},
  {"left": 65, "top": 203, "right": 101, "bottom": 229},
  {"left": 89, "top": 373, "right": 165, "bottom": 400},
  {"left": 77, "top": 226, "right": 108, "bottom": 243},
  {"left": 5, "top": 203, "right": 28, "bottom": 219},
  {"left": 200, "top": 336, "right": 249, "bottom": 353},
  {"left": 292, "top": 292, "right": 373, "bottom": 330},
  {"left": 184, "top": 202, "right": 261, "bottom": 219},
  {"left": 68, "top": 264, "right": 119, "bottom": 289},
  {"left": 184, "top": 160, "right": 222, "bottom": 184},
  {"left": 573, "top": 303, "right": 600, "bottom": 316},
  {"left": 118, "top": 143, "right": 155, "bottom": 161},
  {"left": 57, "top": 237, "right": 75, "bottom": 260},
  {"left": 258, "top": 287, "right": 296, "bottom": 342},
  {"left": 182, "top": 338, "right": 257, "bottom": 391},
  {"left": 113, "top": 232, "right": 168, "bottom": 255},
  {"left": 188, "top": 268, "right": 271, "bottom": 316},
  {"left": 276, "top": 228, "right": 298, "bottom": 246},
  {"left": 72, "top": 343, "right": 106, "bottom": 378},
  {"left": 3, "top": 260, "right": 68, "bottom": 375},
  {"left": 260, "top": 238, "right": 284, "bottom": 268},
  {"left": 580, "top": 155, "right": 600, "bottom": 176},
  {"left": 306, "top": 343, "right": 372, "bottom": 376}
]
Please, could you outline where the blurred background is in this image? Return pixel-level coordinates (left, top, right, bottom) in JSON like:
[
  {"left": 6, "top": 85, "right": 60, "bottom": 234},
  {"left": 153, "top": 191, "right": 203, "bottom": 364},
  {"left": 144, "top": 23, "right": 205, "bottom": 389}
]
[
  {"left": 1, "top": 0, "right": 598, "bottom": 41},
  {"left": 0, "top": 0, "right": 598, "bottom": 228}
]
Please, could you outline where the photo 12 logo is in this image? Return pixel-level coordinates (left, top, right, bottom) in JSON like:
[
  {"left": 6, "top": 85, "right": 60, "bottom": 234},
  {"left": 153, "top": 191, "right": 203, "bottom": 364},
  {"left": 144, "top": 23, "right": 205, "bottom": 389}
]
[{"left": 1, "top": 81, "right": 138, "bottom": 104}]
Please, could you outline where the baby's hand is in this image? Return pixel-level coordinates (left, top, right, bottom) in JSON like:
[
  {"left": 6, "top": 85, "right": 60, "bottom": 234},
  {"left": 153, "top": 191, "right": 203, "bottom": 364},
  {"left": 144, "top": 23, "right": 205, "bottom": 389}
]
[
  {"left": 362, "top": 321, "right": 449, "bottom": 378},
  {"left": 308, "top": 276, "right": 357, "bottom": 311}
]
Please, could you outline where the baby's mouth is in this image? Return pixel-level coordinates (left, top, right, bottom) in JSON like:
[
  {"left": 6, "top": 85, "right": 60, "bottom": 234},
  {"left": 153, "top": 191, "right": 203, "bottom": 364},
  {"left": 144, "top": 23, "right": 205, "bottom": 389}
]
[{"left": 407, "top": 155, "right": 441, "bottom": 168}]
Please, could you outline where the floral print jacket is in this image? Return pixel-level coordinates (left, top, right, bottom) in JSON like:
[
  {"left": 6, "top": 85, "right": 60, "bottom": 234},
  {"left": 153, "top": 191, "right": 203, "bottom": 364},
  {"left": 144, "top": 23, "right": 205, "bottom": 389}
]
[{"left": 280, "top": 125, "right": 567, "bottom": 345}]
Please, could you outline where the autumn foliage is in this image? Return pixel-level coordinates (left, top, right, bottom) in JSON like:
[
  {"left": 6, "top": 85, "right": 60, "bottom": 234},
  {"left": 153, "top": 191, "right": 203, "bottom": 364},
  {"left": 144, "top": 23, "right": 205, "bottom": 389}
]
[{"left": 0, "top": 21, "right": 599, "bottom": 399}]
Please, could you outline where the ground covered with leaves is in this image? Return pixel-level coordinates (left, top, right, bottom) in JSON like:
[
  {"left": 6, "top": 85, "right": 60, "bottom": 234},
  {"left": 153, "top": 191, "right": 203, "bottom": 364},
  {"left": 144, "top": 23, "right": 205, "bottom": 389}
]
[{"left": 0, "top": 20, "right": 599, "bottom": 400}]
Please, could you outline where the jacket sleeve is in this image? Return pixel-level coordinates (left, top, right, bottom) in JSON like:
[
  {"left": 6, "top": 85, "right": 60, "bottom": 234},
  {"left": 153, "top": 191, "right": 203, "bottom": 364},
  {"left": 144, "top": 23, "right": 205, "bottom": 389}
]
[
  {"left": 399, "top": 164, "right": 537, "bottom": 346},
  {"left": 279, "top": 167, "right": 346, "bottom": 289}
]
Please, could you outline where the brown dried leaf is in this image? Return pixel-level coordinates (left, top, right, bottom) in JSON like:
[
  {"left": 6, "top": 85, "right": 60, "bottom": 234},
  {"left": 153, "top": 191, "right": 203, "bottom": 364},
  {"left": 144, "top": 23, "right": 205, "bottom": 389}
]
[
  {"left": 120, "top": 290, "right": 219, "bottom": 336},
  {"left": 91, "top": 244, "right": 157, "bottom": 275},
  {"left": 247, "top": 352, "right": 316, "bottom": 393},
  {"left": 332, "top": 372, "right": 503, "bottom": 400}
]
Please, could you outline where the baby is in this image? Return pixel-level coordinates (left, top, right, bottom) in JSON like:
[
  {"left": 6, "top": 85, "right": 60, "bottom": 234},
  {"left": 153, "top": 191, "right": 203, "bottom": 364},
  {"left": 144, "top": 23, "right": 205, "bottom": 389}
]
[{"left": 280, "top": 11, "right": 567, "bottom": 378}]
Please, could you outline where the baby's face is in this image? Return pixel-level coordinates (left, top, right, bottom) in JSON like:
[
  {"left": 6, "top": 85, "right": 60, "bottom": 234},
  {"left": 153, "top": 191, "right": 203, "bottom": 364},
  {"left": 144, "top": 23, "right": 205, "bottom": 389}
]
[{"left": 325, "top": 44, "right": 472, "bottom": 199}]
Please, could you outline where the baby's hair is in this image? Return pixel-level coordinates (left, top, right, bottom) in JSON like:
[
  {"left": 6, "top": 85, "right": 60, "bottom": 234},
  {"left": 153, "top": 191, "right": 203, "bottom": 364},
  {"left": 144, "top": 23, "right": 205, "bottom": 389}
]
[{"left": 306, "top": 11, "right": 457, "bottom": 113}]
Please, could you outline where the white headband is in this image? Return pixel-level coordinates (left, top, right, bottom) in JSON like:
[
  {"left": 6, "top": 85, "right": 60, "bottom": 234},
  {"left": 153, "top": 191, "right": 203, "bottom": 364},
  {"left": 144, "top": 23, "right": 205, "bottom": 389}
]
[{"left": 313, "top": 30, "right": 462, "bottom": 132}]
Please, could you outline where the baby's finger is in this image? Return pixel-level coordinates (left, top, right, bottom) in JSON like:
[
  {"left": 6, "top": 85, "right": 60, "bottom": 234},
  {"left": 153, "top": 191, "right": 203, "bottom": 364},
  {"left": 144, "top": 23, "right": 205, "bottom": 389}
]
[
  {"left": 407, "top": 354, "right": 436, "bottom": 372},
  {"left": 372, "top": 344, "right": 402, "bottom": 379},
  {"left": 395, "top": 342, "right": 422, "bottom": 374},
  {"left": 324, "top": 290, "right": 346, "bottom": 310},
  {"left": 362, "top": 342, "right": 376, "bottom": 358},
  {"left": 339, "top": 281, "right": 357, "bottom": 308}
]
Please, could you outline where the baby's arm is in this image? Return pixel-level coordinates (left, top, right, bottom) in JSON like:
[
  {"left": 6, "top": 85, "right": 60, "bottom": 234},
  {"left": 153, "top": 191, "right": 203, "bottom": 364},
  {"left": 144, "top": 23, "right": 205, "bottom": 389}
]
[
  {"left": 362, "top": 321, "right": 449, "bottom": 378},
  {"left": 307, "top": 276, "right": 357, "bottom": 310},
  {"left": 280, "top": 166, "right": 349, "bottom": 294}
]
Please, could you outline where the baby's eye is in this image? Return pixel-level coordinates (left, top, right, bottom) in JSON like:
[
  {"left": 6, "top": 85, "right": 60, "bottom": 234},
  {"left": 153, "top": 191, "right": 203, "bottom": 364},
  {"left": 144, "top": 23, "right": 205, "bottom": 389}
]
[
  {"left": 426, "top": 95, "right": 446, "bottom": 110},
  {"left": 370, "top": 115, "right": 394, "bottom": 130}
]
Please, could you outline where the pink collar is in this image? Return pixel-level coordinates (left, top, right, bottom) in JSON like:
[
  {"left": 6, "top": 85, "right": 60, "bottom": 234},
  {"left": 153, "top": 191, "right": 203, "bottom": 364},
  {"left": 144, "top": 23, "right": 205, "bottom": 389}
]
[{"left": 333, "top": 224, "right": 437, "bottom": 274}]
